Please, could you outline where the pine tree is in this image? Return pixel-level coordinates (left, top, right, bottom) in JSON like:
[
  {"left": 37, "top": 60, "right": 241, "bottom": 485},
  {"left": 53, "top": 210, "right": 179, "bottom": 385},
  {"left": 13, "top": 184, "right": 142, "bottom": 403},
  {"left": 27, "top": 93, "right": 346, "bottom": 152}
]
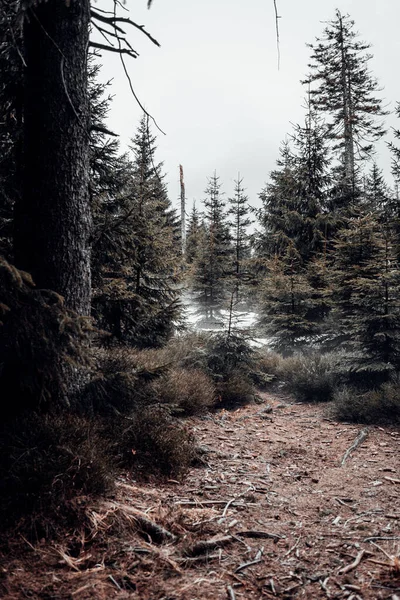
[
  {"left": 328, "top": 210, "right": 400, "bottom": 384},
  {"left": 257, "top": 110, "right": 329, "bottom": 266},
  {"left": 191, "top": 173, "right": 232, "bottom": 321},
  {"left": 185, "top": 202, "right": 206, "bottom": 266},
  {"left": 257, "top": 142, "right": 299, "bottom": 259},
  {"left": 259, "top": 243, "right": 316, "bottom": 355},
  {"left": 363, "top": 163, "right": 390, "bottom": 214},
  {"left": 304, "top": 10, "right": 387, "bottom": 191},
  {"left": 92, "top": 115, "right": 182, "bottom": 347},
  {"left": 227, "top": 176, "right": 253, "bottom": 302}
]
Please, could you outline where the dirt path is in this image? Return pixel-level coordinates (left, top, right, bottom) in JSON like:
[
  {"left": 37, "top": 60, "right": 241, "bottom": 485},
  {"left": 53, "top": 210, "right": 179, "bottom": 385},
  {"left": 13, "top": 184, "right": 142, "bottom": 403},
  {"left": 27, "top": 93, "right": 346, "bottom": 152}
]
[{"left": 2, "top": 395, "right": 400, "bottom": 599}]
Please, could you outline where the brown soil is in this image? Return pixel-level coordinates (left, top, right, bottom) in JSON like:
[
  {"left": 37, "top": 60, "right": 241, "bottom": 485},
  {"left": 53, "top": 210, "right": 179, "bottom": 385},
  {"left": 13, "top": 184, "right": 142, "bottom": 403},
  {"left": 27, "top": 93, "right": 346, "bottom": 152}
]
[{"left": 1, "top": 394, "right": 400, "bottom": 599}]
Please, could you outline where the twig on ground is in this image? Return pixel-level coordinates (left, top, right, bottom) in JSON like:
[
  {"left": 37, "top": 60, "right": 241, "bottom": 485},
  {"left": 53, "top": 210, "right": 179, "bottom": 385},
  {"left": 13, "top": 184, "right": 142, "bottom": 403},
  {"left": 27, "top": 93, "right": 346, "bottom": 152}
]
[
  {"left": 364, "top": 536, "right": 400, "bottom": 542},
  {"left": 338, "top": 549, "right": 365, "bottom": 575},
  {"left": 183, "top": 536, "right": 234, "bottom": 557},
  {"left": 237, "top": 530, "right": 283, "bottom": 541},
  {"left": 384, "top": 476, "right": 400, "bottom": 484},
  {"left": 235, "top": 557, "right": 263, "bottom": 573},
  {"left": 334, "top": 497, "right": 355, "bottom": 507},
  {"left": 219, "top": 485, "right": 254, "bottom": 523},
  {"left": 319, "top": 576, "right": 331, "bottom": 597},
  {"left": 340, "top": 429, "right": 369, "bottom": 466},
  {"left": 284, "top": 535, "right": 301, "bottom": 557},
  {"left": 177, "top": 553, "right": 220, "bottom": 564},
  {"left": 227, "top": 585, "right": 236, "bottom": 600}
]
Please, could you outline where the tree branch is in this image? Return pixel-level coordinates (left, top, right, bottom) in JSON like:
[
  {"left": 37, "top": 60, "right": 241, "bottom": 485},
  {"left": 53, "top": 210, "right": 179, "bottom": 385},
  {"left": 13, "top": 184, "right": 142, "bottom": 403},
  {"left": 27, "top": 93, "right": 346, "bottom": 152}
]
[
  {"left": 91, "top": 10, "right": 160, "bottom": 47},
  {"left": 273, "top": 0, "right": 281, "bottom": 70},
  {"left": 89, "top": 41, "right": 138, "bottom": 58}
]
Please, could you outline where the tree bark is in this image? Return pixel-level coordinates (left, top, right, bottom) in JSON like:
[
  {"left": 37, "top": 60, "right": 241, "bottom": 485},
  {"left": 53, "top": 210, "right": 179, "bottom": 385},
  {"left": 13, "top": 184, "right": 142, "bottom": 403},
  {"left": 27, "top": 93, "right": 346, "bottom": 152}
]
[{"left": 14, "top": 0, "right": 91, "bottom": 315}]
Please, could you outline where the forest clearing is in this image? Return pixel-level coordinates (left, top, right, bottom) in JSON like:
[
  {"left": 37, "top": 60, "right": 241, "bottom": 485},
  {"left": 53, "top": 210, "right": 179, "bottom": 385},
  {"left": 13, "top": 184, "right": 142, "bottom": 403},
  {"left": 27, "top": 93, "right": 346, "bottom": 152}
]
[
  {"left": 2, "top": 394, "right": 399, "bottom": 600},
  {"left": 1, "top": 2, "right": 400, "bottom": 599}
]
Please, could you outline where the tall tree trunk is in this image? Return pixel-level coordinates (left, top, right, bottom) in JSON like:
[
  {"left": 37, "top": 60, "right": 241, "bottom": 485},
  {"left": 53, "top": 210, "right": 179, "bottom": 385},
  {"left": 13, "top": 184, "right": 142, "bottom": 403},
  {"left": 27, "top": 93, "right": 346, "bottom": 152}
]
[{"left": 14, "top": 0, "right": 91, "bottom": 316}]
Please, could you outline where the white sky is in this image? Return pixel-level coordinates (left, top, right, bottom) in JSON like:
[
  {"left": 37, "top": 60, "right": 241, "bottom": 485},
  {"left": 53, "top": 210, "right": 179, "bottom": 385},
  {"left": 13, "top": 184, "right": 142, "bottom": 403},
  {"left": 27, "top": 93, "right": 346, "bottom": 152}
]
[{"left": 93, "top": 0, "right": 400, "bottom": 213}]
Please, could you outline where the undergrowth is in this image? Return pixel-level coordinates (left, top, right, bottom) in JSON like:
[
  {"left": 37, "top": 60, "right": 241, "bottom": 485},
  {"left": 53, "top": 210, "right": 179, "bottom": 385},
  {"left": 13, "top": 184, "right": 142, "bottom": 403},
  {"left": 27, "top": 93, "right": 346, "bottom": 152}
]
[
  {"left": 332, "top": 380, "right": 400, "bottom": 424},
  {"left": 256, "top": 349, "right": 340, "bottom": 402}
]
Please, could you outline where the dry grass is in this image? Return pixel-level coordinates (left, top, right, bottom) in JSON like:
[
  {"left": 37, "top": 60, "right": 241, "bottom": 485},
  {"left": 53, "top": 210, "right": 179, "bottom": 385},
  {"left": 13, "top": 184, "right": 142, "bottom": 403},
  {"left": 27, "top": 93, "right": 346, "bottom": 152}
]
[
  {"left": 0, "top": 412, "right": 114, "bottom": 536},
  {"left": 150, "top": 367, "right": 216, "bottom": 415},
  {"left": 108, "top": 404, "right": 197, "bottom": 478}
]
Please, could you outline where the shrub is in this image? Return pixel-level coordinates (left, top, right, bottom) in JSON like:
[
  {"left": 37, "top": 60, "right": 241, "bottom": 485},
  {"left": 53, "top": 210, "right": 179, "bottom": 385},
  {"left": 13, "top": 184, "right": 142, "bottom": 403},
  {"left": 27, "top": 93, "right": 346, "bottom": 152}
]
[
  {"left": 150, "top": 367, "right": 216, "bottom": 415},
  {"left": 81, "top": 347, "right": 145, "bottom": 414},
  {"left": 332, "top": 381, "right": 400, "bottom": 424},
  {"left": 0, "top": 412, "right": 114, "bottom": 535},
  {"left": 110, "top": 405, "right": 196, "bottom": 477},
  {"left": 252, "top": 350, "right": 283, "bottom": 387},
  {"left": 217, "top": 374, "right": 255, "bottom": 406},
  {"left": 277, "top": 352, "right": 339, "bottom": 402}
]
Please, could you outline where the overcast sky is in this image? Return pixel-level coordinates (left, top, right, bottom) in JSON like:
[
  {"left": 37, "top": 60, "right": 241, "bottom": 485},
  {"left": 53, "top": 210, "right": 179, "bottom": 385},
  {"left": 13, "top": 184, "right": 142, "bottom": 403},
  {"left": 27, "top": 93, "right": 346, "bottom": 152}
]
[{"left": 94, "top": 0, "right": 400, "bottom": 214}]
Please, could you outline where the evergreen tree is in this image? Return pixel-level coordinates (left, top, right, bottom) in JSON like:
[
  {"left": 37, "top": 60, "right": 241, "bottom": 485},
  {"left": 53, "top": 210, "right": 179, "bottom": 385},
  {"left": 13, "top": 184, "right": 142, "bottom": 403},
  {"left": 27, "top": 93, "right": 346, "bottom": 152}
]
[
  {"left": 92, "top": 115, "right": 182, "bottom": 347},
  {"left": 185, "top": 202, "right": 206, "bottom": 266},
  {"left": 259, "top": 243, "right": 316, "bottom": 355},
  {"left": 227, "top": 176, "right": 253, "bottom": 302},
  {"left": 257, "top": 111, "right": 329, "bottom": 266},
  {"left": 363, "top": 163, "right": 390, "bottom": 214},
  {"left": 328, "top": 210, "right": 400, "bottom": 384},
  {"left": 304, "top": 10, "right": 387, "bottom": 191},
  {"left": 257, "top": 142, "right": 299, "bottom": 259},
  {"left": 191, "top": 173, "right": 232, "bottom": 321}
]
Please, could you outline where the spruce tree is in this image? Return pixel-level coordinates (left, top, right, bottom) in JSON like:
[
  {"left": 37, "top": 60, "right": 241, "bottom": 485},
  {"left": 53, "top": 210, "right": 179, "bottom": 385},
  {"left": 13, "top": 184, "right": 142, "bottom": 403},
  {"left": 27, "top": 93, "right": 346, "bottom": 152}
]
[
  {"left": 328, "top": 210, "right": 400, "bottom": 384},
  {"left": 259, "top": 243, "right": 316, "bottom": 355},
  {"left": 304, "top": 10, "right": 387, "bottom": 192},
  {"left": 257, "top": 110, "right": 329, "bottom": 266},
  {"left": 92, "top": 115, "right": 182, "bottom": 347},
  {"left": 227, "top": 176, "right": 253, "bottom": 302},
  {"left": 257, "top": 142, "right": 299, "bottom": 259},
  {"left": 185, "top": 202, "right": 205, "bottom": 266},
  {"left": 191, "top": 173, "right": 232, "bottom": 322}
]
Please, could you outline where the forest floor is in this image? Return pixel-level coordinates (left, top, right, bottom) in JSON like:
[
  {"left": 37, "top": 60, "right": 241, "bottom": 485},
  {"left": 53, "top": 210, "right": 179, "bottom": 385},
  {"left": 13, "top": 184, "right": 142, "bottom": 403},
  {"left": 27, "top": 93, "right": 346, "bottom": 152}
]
[{"left": 1, "top": 393, "right": 400, "bottom": 600}]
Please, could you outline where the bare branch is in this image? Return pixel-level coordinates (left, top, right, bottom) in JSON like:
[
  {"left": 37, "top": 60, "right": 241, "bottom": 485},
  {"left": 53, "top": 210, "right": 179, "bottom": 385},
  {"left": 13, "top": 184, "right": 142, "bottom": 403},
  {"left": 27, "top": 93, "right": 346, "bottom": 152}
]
[
  {"left": 89, "top": 41, "right": 138, "bottom": 58},
  {"left": 273, "top": 0, "right": 281, "bottom": 70},
  {"left": 91, "top": 10, "right": 161, "bottom": 47}
]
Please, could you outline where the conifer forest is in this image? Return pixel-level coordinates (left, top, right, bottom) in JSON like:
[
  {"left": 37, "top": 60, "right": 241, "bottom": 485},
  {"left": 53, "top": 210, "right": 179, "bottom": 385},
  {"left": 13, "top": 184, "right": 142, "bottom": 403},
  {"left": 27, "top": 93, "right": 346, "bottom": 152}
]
[{"left": 0, "top": 3, "right": 399, "bottom": 599}]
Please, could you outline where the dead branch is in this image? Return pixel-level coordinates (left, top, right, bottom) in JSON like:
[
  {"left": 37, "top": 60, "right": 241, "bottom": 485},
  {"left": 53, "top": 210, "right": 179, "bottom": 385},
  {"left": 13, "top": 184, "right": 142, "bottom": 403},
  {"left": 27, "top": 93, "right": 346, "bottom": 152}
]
[
  {"left": 183, "top": 536, "right": 234, "bottom": 557},
  {"left": 89, "top": 41, "right": 138, "bottom": 57},
  {"left": 236, "top": 530, "right": 283, "bottom": 541},
  {"left": 91, "top": 9, "right": 160, "bottom": 47},
  {"left": 227, "top": 586, "right": 236, "bottom": 600},
  {"left": 235, "top": 557, "right": 263, "bottom": 573},
  {"left": 384, "top": 476, "right": 400, "bottom": 484},
  {"left": 284, "top": 535, "right": 301, "bottom": 557},
  {"left": 340, "top": 428, "right": 369, "bottom": 466},
  {"left": 101, "top": 502, "right": 175, "bottom": 544},
  {"left": 338, "top": 549, "right": 365, "bottom": 575},
  {"left": 219, "top": 485, "right": 255, "bottom": 522},
  {"left": 176, "top": 553, "right": 220, "bottom": 564},
  {"left": 272, "top": 0, "right": 281, "bottom": 70},
  {"left": 364, "top": 536, "right": 400, "bottom": 542},
  {"left": 175, "top": 500, "right": 247, "bottom": 507}
]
